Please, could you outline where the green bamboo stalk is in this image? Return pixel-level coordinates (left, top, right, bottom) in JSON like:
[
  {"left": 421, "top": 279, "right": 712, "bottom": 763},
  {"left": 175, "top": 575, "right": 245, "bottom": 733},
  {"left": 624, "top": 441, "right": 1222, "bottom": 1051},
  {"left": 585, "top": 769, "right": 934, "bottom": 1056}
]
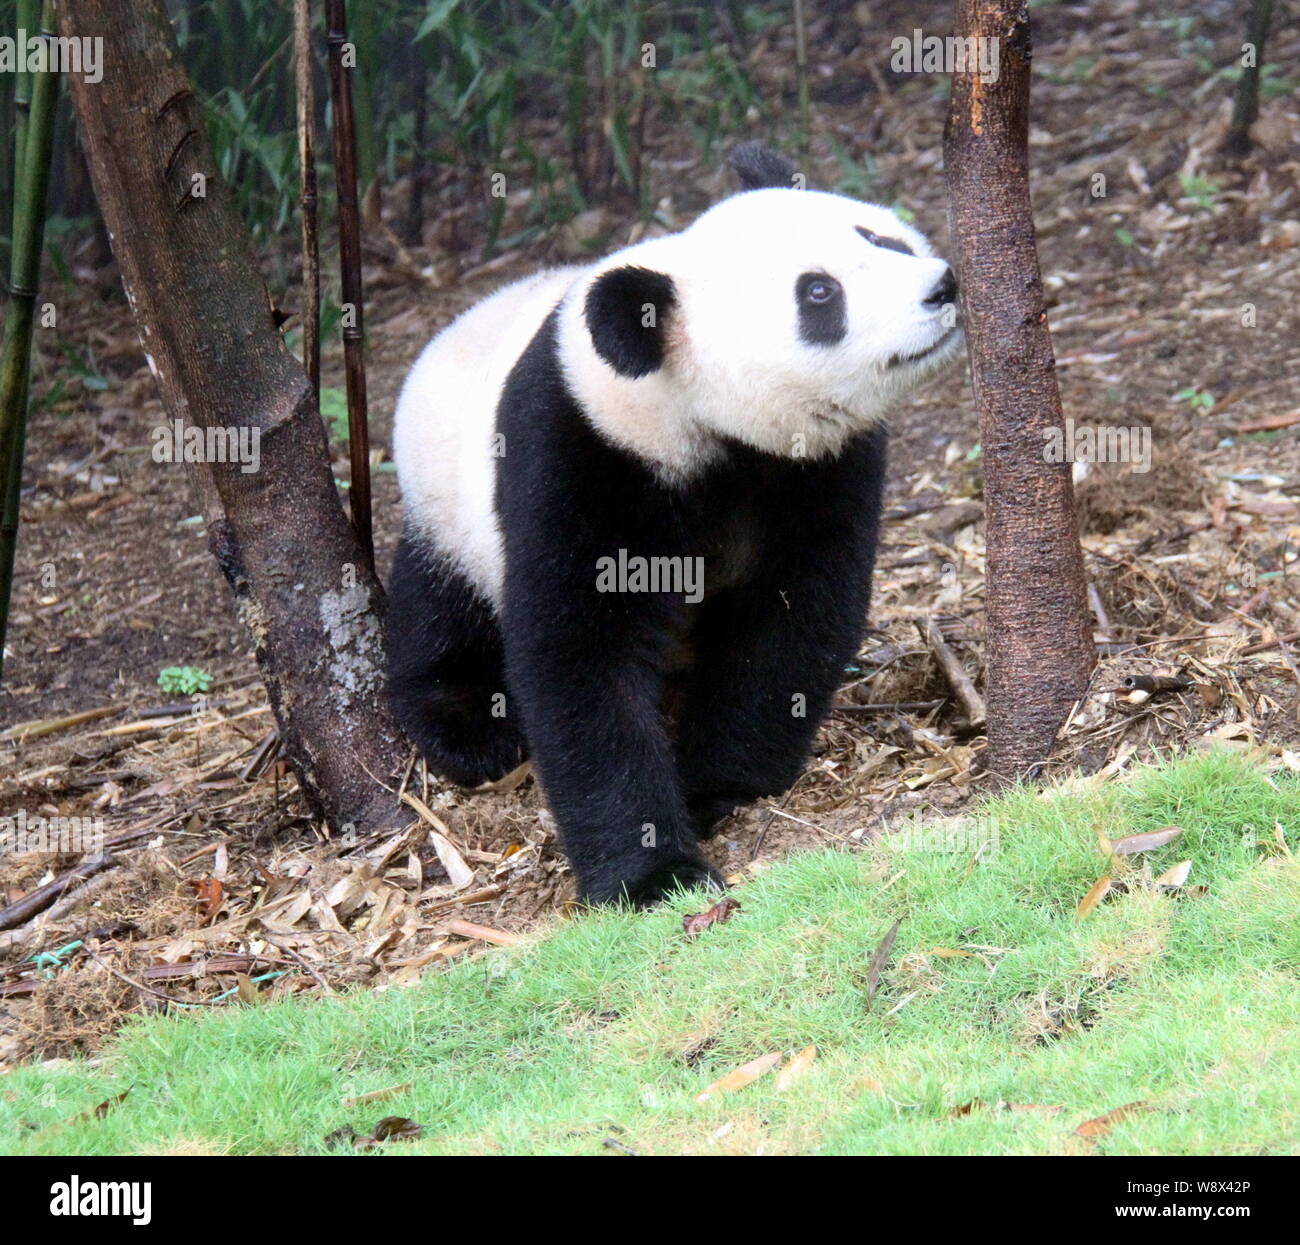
[
  {"left": 0, "top": 0, "right": 58, "bottom": 680},
  {"left": 12, "top": 0, "right": 38, "bottom": 189},
  {"left": 0, "top": 44, "right": 12, "bottom": 276}
]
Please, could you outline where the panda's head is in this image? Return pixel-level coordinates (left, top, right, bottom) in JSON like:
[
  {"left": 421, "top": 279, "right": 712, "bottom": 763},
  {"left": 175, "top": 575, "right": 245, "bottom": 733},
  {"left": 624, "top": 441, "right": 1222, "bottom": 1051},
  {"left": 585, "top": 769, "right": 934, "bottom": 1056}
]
[{"left": 558, "top": 144, "right": 962, "bottom": 474}]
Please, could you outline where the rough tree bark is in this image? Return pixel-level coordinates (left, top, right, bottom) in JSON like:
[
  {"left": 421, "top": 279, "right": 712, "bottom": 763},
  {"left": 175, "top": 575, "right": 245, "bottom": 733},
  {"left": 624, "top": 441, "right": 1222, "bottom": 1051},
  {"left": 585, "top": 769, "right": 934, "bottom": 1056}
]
[
  {"left": 59, "top": 0, "right": 405, "bottom": 833},
  {"left": 944, "top": 0, "right": 1093, "bottom": 781}
]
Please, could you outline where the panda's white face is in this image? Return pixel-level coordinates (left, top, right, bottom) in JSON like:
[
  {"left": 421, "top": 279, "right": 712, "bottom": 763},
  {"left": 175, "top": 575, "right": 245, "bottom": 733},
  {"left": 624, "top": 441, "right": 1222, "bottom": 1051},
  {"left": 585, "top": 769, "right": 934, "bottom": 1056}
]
[{"left": 558, "top": 185, "right": 962, "bottom": 472}]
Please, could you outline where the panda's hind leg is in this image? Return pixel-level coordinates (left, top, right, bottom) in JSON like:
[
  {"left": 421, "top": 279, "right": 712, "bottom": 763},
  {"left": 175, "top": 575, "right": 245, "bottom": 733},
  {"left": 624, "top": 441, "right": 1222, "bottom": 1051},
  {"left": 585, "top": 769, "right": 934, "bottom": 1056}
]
[{"left": 386, "top": 530, "right": 527, "bottom": 786}]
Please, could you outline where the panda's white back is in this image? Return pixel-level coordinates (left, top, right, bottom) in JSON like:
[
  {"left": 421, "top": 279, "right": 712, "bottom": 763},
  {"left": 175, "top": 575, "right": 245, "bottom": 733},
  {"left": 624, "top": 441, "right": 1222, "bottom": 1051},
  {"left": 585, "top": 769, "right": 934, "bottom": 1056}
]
[{"left": 393, "top": 264, "right": 583, "bottom": 604}]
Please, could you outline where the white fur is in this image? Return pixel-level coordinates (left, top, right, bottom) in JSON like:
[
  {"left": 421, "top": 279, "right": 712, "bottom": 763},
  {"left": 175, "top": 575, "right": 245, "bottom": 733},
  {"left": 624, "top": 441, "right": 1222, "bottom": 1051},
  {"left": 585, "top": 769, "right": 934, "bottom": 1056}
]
[
  {"left": 393, "top": 187, "right": 962, "bottom": 604},
  {"left": 393, "top": 265, "right": 582, "bottom": 603}
]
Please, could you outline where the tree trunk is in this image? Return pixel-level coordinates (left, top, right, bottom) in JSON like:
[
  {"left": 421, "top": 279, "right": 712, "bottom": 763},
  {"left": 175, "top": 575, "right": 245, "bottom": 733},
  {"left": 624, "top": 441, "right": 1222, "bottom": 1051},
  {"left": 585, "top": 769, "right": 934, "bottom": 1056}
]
[
  {"left": 59, "top": 0, "right": 405, "bottom": 834},
  {"left": 944, "top": 0, "right": 1093, "bottom": 782},
  {"left": 1222, "top": 0, "right": 1274, "bottom": 157}
]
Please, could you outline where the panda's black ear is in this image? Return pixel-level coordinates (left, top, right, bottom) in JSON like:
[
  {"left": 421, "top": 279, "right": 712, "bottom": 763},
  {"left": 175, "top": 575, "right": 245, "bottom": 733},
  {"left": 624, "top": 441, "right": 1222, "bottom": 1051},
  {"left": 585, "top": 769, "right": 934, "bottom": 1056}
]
[
  {"left": 584, "top": 265, "right": 677, "bottom": 379},
  {"left": 728, "top": 141, "right": 799, "bottom": 191}
]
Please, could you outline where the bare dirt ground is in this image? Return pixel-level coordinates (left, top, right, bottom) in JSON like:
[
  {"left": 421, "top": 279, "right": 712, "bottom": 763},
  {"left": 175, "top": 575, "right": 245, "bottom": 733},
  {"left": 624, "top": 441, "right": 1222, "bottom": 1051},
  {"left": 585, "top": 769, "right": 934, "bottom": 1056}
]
[{"left": 2, "top": 0, "right": 1299, "bottom": 1060}]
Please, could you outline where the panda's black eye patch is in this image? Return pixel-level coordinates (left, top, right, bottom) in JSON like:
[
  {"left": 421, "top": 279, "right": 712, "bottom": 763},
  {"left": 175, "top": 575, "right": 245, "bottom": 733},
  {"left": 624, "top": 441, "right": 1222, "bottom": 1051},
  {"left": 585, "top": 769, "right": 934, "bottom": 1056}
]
[
  {"left": 795, "top": 272, "right": 846, "bottom": 346},
  {"left": 856, "top": 225, "right": 913, "bottom": 256}
]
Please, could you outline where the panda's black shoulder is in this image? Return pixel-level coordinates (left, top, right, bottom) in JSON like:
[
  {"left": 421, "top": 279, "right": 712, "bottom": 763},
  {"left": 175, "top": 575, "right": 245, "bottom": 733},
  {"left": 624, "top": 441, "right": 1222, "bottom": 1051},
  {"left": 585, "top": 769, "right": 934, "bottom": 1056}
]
[{"left": 494, "top": 310, "right": 676, "bottom": 550}]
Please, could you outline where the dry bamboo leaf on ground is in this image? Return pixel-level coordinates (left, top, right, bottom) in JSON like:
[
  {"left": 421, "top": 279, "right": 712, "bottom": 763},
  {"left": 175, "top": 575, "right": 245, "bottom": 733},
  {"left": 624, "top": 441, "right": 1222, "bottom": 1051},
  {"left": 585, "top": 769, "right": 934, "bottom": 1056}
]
[
  {"left": 36, "top": 1088, "right": 132, "bottom": 1139},
  {"left": 340, "top": 1083, "right": 412, "bottom": 1109},
  {"left": 864, "top": 917, "right": 902, "bottom": 1010},
  {"left": 774, "top": 1045, "right": 817, "bottom": 1091},
  {"left": 695, "top": 1051, "right": 783, "bottom": 1103},
  {"left": 1074, "top": 1100, "right": 1148, "bottom": 1139},
  {"left": 1111, "top": 825, "right": 1184, "bottom": 855},
  {"left": 1153, "top": 860, "right": 1192, "bottom": 888},
  {"left": 444, "top": 919, "right": 524, "bottom": 946},
  {"left": 1077, "top": 874, "right": 1113, "bottom": 919},
  {"left": 471, "top": 760, "right": 532, "bottom": 794},
  {"left": 398, "top": 789, "right": 455, "bottom": 836},
  {"left": 429, "top": 831, "right": 475, "bottom": 890}
]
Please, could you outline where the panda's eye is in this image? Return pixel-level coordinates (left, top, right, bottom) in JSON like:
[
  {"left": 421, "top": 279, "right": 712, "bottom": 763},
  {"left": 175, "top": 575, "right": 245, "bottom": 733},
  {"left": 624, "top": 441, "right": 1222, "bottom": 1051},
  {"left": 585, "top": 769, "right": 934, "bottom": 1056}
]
[
  {"left": 799, "top": 275, "right": 840, "bottom": 305},
  {"left": 795, "top": 273, "right": 847, "bottom": 345}
]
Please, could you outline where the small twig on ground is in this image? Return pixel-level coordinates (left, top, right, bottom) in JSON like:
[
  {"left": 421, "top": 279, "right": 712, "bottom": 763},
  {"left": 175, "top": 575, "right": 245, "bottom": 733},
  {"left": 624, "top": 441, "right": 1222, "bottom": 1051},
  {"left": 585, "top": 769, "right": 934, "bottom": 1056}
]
[
  {"left": 919, "top": 618, "right": 986, "bottom": 728},
  {"left": 835, "top": 700, "right": 945, "bottom": 716},
  {"left": 82, "top": 946, "right": 220, "bottom": 1008},
  {"left": 0, "top": 855, "right": 113, "bottom": 931},
  {"left": 1243, "top": 630, "right": 1300, "bottom": 656}
]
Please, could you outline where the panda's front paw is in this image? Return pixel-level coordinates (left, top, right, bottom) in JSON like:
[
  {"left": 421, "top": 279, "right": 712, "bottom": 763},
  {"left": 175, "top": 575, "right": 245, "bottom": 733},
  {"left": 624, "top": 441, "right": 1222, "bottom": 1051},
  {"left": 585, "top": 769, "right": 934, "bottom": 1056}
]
[
  {"left": 582, "top": 857, "right": 725, "bottom": 910},
  {"left": 689, "top": 795, "right": 744, "bottom": 839}
]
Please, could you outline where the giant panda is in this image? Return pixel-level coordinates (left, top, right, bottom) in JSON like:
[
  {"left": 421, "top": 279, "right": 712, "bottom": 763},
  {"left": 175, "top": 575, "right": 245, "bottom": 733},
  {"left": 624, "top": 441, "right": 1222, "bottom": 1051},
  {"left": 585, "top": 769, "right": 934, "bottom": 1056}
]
[{"left": 388, "top": 143, "right": 962, "bottom": 907}]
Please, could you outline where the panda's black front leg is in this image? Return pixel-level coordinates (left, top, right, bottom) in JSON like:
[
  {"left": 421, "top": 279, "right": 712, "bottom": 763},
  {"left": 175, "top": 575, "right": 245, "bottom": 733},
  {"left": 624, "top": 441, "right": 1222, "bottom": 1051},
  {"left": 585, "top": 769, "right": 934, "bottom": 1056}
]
[
  {"left": 501, "top": 575, "right": 722, "bottom": 905},
  {"left": 675, "top": 435, "right": 886, "bottom": 835},
  {"left": 674, "top": 575, "right": 867, "bottom": 837}
]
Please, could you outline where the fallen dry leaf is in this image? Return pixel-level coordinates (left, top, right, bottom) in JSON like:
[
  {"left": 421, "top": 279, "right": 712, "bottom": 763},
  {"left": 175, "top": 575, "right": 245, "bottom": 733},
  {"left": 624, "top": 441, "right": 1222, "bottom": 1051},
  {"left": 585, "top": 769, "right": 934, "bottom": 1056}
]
[
  {"left": 445, "top": 919, "right": 524, "bottom": 947},
  {"left": 330, "top": 1115, "right": 426, "bottom": 1150},
  {"left": 190, "top": 876, "right": 223, "bottom": 924},
  {"left": 1077, "top": 874, "right": 1112, "bottom": 919},
  {"left": 472, "top": 760, "right": 533, "bottom": 794},
  {"left": 341, "top": 1082, "right": 412, "bottom": 1109},
  {"left": 1111, "top": 825, "right": 1184, "bottom": 855},
  {"left": 1153, "top": 860, "right": 1192, "bottom": 888},
  {"left": 864, "top": 917, "right": 902, "bottom": 1010},
  {"left": 696, "top": 1051, "right": 782, "bottom": 1102},
  {"left": 38, "top": 1088, "right": 132, "bottom": 1139},
  {"left": 682, "top": 896, "right": 741, "bottom": 939},
  {"left": 774, "top": 1045, "right": 817, "bottom": 1092},
  {"left": 429, "top": 830, "right": 475, "bottom": 890},
  {"left": 370, "top": 1116, "right": 424, "bottom": 1142},
  {"left": 1074, "top": 1100, "right": 1147, "bottom": 1139}
]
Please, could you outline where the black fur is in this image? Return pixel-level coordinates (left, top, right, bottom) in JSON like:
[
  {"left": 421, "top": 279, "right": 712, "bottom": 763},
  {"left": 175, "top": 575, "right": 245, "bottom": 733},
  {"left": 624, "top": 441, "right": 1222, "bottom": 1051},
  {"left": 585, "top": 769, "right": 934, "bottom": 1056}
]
[
  {"left": 387, "top": 530, "right": 527, "bottom": 786},
  {"left": 584, "top": 265, "right": 677, "bottom": 378},
  {"left": 728, "top": 141, "right": 799, "bottom": 191},
  {"left": 856, "top": 225, "right": 914, "bottom": 256},
  {"left": 795, "top": 273, "right": 847, "bottom": 346},
  {"left": 924, "top": 266, "right": 958, "bottom": 310},
  {"left": 479, "top": 311, "right": 887, "bottom": 906}
]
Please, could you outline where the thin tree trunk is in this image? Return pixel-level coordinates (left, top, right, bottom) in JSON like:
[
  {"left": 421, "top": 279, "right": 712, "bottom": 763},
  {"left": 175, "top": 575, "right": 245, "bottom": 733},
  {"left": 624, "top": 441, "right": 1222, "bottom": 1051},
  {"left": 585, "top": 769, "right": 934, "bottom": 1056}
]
[
  {"left": 59, "top": 0, "right": 404, "bottom": 834},
  {"left": 403, "top": 47, "right": 428, "bottom": 247},
  {"left": 792, "top": 0, "right": 810, "bottom": 155},
  {"left": 325, "top": 0, "right": 374, "bottom": 574},
  {"left": 294, "top": 0, "right": 320, "bottom": 402},
  {"left": 1222, "top": 0, "right": 1274, "bottom": 156},
  {"left": 944, "top": 0, "right": 1093, "bottom": 782}
]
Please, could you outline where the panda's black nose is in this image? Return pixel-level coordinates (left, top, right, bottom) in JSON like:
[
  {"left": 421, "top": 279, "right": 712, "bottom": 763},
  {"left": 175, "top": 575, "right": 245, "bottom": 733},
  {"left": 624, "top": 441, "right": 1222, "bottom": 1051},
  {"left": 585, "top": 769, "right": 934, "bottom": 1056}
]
[{"left": 923, "top": 266, "right": 958, "bottom": 310}]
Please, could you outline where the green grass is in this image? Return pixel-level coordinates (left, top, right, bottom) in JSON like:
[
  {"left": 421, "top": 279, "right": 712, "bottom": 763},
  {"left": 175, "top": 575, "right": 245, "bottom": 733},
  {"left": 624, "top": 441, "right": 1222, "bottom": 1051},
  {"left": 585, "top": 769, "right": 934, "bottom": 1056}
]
[{"left": 4, "top": 752, "right": 1298, "bottom": 1156}]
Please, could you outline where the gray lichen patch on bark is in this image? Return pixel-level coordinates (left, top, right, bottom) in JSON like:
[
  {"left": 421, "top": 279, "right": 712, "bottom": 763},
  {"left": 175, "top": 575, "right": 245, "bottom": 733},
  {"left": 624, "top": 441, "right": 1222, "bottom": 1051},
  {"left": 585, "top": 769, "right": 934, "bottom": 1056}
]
[{"left": 318, "top": 584, "right": 385, "bottom": 710}]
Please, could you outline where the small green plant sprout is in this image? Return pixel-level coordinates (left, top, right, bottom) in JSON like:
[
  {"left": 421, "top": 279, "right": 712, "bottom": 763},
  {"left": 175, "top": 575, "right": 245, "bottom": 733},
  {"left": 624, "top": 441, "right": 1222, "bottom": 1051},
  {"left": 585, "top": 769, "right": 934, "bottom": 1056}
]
[
  {"left": 1178, "top": 174, "right": 1220, "bottom": 212},
  {"left": 318, "top": 386, "right": 349, "bottom": 442},
  {"left": 1174, "top": 385, "right": 1215, "bottom": 412},
  {"left": 157, "top": 666, "right": 214, "bottom": 696}
]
